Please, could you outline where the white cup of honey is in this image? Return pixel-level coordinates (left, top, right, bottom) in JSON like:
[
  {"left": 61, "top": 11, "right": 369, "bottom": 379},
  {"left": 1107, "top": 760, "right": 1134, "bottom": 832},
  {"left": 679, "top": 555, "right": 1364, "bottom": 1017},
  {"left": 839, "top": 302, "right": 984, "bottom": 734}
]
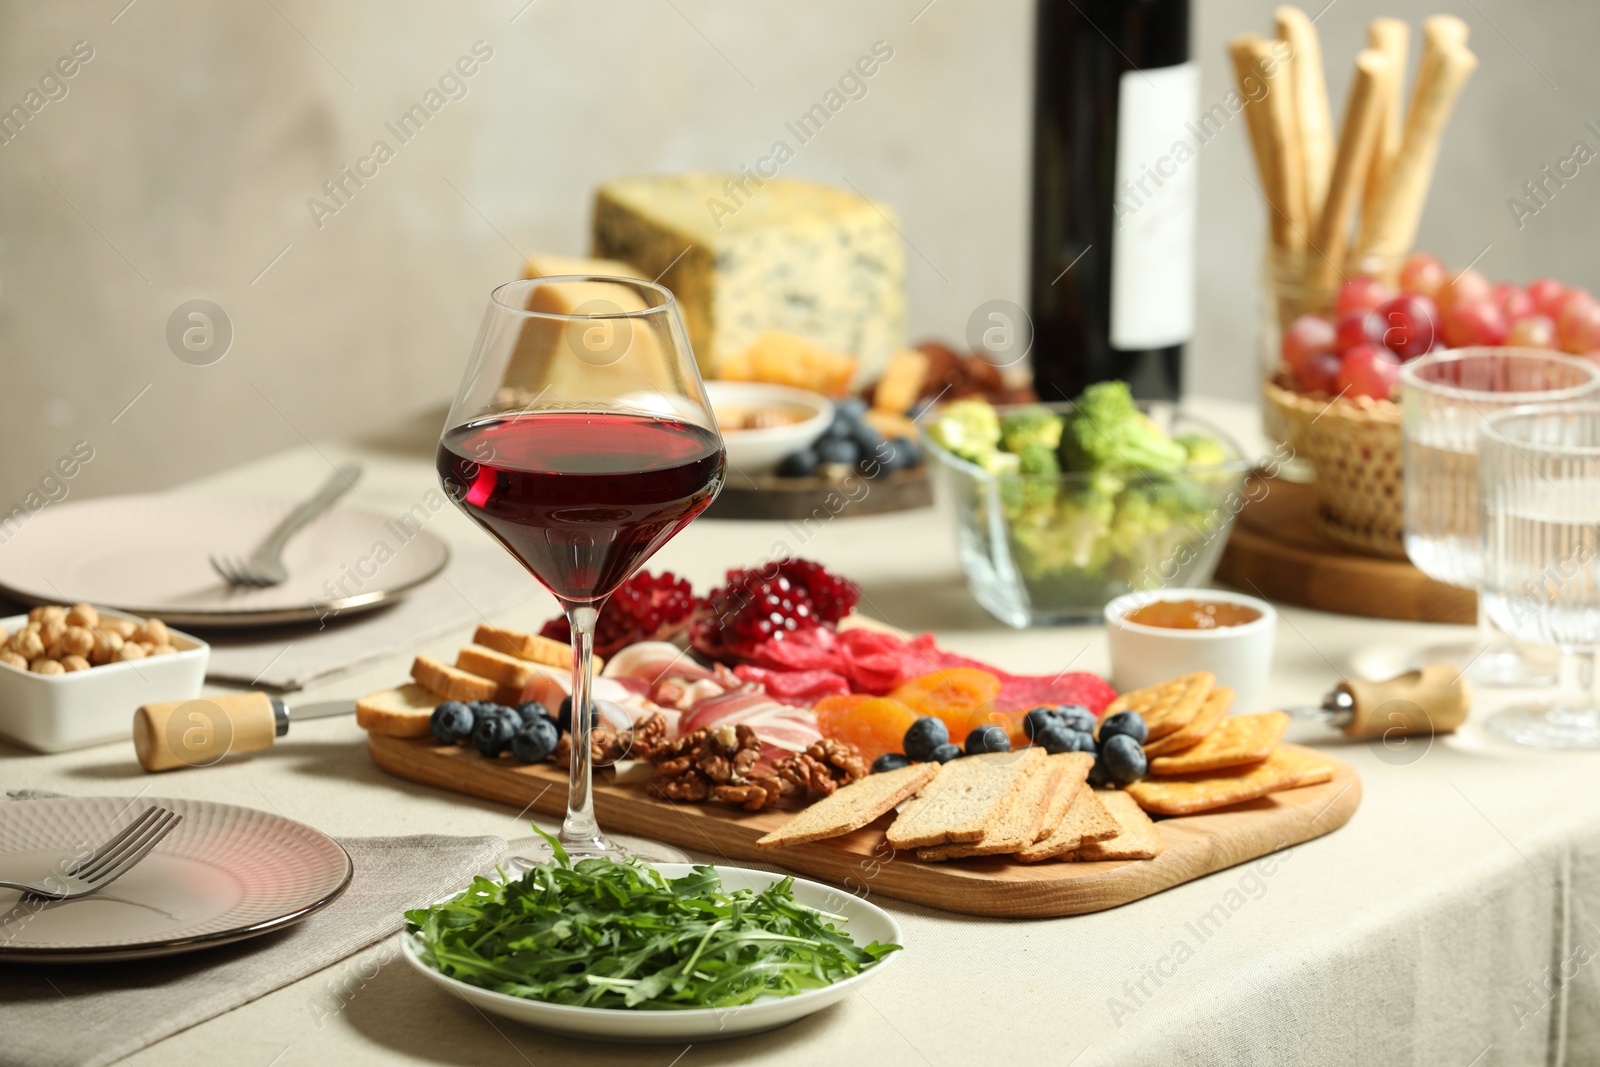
[{"left": 1103, "top": 589, "right": 1278, "bottom": 714}]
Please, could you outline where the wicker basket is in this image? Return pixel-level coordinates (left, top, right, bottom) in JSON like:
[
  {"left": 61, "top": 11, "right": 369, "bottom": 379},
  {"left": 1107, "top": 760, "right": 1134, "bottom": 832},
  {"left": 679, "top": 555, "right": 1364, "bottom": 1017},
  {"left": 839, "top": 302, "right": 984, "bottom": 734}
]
[{"left": 1263, "top": 377, "right": 1406, "bottom": 558}]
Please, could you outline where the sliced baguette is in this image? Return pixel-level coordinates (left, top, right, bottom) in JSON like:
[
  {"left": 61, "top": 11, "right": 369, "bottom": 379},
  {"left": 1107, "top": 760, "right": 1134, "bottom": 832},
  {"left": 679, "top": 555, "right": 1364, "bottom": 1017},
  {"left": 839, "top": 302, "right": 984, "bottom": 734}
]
[
  {"left": 918, "top": 757, "right": 1064, "bottom": 861},
  {"left": 355, "top": 683, "right": 437, "bottom": 738},
  {"left": 1015, "top": 782, "right": 1121, "bottom": 862},
  {"left": 1066, "top": 790, "right": 1164, "bottom": 862},
  {"left": 886, "top": 748, "right": 1044, "bottom": 850},
  {"left": 756, "top": 762, "right": 940, "bottom": 849},
  {"left": 472, "top": 625, "right": 601, "bottom": 673},
  {"left": 456, "top": 644, "right": 539, "bottom": 691},
  {"left": 411, "top": 655, "right": 500, "bottom": 703}
]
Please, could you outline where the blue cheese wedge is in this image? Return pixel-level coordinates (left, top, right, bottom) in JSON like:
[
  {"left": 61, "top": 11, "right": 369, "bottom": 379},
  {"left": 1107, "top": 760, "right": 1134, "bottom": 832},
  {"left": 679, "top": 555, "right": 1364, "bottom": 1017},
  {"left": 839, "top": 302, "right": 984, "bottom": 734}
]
[{"left": 591, "top": 174, "right": 907, "bottom": 378}]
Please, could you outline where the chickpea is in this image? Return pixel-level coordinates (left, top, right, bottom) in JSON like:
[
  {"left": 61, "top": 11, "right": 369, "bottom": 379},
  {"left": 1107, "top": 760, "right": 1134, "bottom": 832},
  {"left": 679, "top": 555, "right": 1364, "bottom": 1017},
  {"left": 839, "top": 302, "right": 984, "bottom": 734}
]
[
  {"left": 28, "top": 605, "right": 66, "bottom": 625},
  {"left": 10, "top": 629, "right": 45, "bottom": 660},
  {"left": 39, "top": 617, "right": 66, "bottom": 653},
  {"left": 66, "top": 603, "right": 98, "bottom": 629},
  {"left": 115, "top": 642, "right": 147, "bottom": 662},
  {"left": 0, "top": 650, "right": 27, "bottom": 670},
  {"left": 30, "top": 659, "right": 65, "bottom": 675},
  {"left": 59, "top": 655, "right": 91, "bottom": 672},
  {"left": 102, "top": 618, "right": 137, "bottom": 639},
  {"left": 57, "top": 626, "right": 94, "bottom": 658},
  {"left": 90, "top": 630, "right": 124, "bottom": 665},
  {"left": 133, "top": 618, "right": 170, "bottom": 646},
  {"left": 147, "top": 644, "right": 177, "bottom": 657}
]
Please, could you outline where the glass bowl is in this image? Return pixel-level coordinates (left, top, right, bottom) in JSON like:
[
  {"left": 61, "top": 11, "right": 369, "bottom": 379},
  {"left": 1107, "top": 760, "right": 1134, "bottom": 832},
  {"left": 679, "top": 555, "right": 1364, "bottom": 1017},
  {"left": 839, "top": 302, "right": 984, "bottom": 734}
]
[{"left": 921, "top": 404, "right": 1253, "bottom": 627}]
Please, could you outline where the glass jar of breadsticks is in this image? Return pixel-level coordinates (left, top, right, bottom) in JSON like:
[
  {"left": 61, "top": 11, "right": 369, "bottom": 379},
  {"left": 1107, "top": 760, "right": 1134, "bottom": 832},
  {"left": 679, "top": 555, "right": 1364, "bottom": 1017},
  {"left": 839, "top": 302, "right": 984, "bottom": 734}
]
[{"left": 1231, "top": 10, "right": 1477, "bottom": 555}]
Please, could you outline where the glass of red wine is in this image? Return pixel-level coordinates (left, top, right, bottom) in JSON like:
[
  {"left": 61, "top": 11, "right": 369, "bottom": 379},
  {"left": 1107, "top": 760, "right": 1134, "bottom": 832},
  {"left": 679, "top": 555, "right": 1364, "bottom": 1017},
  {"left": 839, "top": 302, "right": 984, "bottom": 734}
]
[{"left": 437, "top": 276, "right": 725, "bottom": 862}]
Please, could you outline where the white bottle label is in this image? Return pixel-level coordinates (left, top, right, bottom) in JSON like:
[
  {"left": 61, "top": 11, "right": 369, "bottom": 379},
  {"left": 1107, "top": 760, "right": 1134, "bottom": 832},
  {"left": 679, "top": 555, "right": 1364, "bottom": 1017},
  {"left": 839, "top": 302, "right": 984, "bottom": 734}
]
[{"left": 1109, "top": 61, "right": 1199, "bottom": 350}]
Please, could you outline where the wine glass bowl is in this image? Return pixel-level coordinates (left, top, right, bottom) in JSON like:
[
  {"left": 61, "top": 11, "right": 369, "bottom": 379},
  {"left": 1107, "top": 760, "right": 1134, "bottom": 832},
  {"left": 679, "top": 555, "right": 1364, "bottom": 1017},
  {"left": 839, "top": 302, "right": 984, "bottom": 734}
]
[{"left": 438, "top": 276, "right": 726, "bottom": 861}]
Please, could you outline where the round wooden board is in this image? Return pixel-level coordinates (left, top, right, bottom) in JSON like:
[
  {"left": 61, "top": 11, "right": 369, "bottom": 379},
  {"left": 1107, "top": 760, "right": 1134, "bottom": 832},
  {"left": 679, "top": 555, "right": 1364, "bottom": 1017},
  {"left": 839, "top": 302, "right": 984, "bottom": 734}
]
[
  {"left": 1216, "top": 476, "right": 1475, "bottom": 624},
  {"left": 705, "top": 466, "right": 931, "bottom": 521}
]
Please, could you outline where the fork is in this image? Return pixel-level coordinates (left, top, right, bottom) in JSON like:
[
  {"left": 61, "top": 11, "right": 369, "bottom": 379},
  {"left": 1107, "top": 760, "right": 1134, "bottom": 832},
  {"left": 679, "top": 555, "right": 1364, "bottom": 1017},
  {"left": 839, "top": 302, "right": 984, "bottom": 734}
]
[
  {"left": 0, "top": 806, "right": 182, "bottom": 900},
  {"left": 210, "top": 463, "right": 362, "bottom": 588}
]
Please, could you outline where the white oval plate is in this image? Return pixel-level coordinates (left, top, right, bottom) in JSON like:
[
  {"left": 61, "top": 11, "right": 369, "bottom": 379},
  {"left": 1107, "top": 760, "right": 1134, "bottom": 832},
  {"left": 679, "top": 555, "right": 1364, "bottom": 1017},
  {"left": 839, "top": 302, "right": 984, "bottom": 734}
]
[
  {"left": 401, "top": 863, "right": 902, "bottom": 1043},
  {"left": 0, "top": 796, "right": 352, "bottom": 962},
  {"left": 0, "top": 494, "right": 449, "bottom": 627}
]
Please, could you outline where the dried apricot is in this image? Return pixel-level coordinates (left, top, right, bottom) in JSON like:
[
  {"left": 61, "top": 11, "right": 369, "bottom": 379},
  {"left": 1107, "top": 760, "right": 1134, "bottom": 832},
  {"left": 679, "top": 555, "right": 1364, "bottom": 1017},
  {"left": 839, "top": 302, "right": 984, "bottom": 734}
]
[
  {"left": 816, "top": 696, "right": 919, "bottom": 763},
  {"left": 890, "top": 668, "right": 1002, "bottom": 738}
]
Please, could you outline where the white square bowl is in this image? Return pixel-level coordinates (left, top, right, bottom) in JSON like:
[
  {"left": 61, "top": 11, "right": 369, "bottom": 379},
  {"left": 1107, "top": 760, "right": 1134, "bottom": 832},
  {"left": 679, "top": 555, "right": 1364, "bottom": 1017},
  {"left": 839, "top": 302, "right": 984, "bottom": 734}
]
[{"left": 0, "top": 610, "right": 210, "bottom": 753}]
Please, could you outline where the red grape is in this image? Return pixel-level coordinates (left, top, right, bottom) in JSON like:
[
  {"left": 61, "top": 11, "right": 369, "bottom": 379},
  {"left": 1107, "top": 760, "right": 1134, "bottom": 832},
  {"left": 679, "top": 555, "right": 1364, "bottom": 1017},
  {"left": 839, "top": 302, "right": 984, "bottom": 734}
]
[
  {"left": 1491, "top": 283, "right": 1535, "bottom": 320},
  {"left": 1398, "top": 253, "right": 1446, "bottom": 298},
  {"left": 1281, "top": 314, "right": 1337, "bottom": 374},
  {"left": 1527, "top": 277, "right": 1567, "bottom": 318},
  {"left": 1297, "top": 352, "right": 1343, "bottom": 394},
  {"left": 1442, "top": 300, "right": 1510, "bottom": 348},
  {"left": 1436, "top": 268, "right": 1492, "bottom": 317},
  {"left": 1335, "top": 310, "right": 1384, "bottom": 352},
  {"left": 1558, "top": 295, "right": 1600, "bottom": 355},
  {"left": 1376, "top": 294, "right": 1440, "bottom": 360},
  {"left": 1335, "top": 276, "right": 1395, "bottom": 317},
  {"left": 1336, "top": 344, "right": 1401, "bottom": 400},
  {"left": 1507, "top": 315, "right": 1557, "bottom": 349}
]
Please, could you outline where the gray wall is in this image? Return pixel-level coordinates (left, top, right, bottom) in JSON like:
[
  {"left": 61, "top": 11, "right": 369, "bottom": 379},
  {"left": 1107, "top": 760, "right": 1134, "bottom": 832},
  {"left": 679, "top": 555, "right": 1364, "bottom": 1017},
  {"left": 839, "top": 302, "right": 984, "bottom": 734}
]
[{"left": 2, "top": 0, "right": 1595, "bottom": 504}]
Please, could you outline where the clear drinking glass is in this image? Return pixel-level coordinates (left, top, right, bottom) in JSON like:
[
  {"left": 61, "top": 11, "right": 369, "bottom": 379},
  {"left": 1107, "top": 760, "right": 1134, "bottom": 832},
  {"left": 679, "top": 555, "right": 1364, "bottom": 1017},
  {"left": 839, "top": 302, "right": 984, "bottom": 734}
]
[
  {"left": 1480, "top": 404, "right": 1600, "bottom": 748},
  {"left": 437, "top": 276, "right": 726, "bottom": 862},
  {"left": 1400, "top": 349, "right": 1600, "bottom": 685}
]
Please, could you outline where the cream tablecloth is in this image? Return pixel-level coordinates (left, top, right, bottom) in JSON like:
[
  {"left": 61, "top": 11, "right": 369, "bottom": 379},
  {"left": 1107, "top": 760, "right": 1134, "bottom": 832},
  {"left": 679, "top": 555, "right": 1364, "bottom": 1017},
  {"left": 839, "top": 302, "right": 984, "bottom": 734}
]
[{"left": 5, "top": 400, "right": 1599, "bottom": 1067}]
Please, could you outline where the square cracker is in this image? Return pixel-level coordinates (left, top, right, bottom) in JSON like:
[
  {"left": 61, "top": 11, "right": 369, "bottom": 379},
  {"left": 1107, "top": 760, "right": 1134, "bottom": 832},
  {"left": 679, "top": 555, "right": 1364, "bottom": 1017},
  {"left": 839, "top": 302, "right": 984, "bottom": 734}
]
[
  {"left": 1125, "top": 747, "right": 1335, "bottom": 816},
  {"left": 917, "top": 756, "right": 1069, "bottom": 861},
  {"left": 1104, "top": 671, "right": 1214, "bottom": 741},
  {"left": 1066, "top": 791, "right": 1164, "bottom": 861},
  {"left": 1029, "top": 753, "right": 1096, "bottom": 841},
  {"left": 1142, "top": 686, "right": 1234, "bottom": 757},
  {"left": 886, "top": 749, "right": 1044, "bottom": 850},
  {"left": 1015, "top": 781, "right": 1120, "bottom": 862},
  {"left": 757, "top": 762, "right": 939, "bottom": 849},
  {"left": 1148, "top": 711, "right": 1290, "bottom": 775}
]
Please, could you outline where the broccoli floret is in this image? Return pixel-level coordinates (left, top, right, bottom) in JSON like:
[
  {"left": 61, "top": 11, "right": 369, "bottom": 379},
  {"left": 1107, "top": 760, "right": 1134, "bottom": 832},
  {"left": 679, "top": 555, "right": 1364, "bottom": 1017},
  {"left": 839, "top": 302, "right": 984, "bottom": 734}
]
[
  {"left": 1058, "top": 381, "right": 1188, "bottom": 475},
  {"left": 927, "top": 400, "right": 1002, "bottom": 466},
  {"left": 1176, "top": 433, "right": 1229, "bottom": 469},
  {"left": 1000, "top": 406, "right": 1065, "bottom": 455},
  {"left": 1107, "top": 475, "right": 1222, "bottom": 585},
  {"left": 1007, "top": 470, "right": 1121, "bottom": 574},
  {"left": 1016, "top": 441, "right": 1060, "bottom": 477}
]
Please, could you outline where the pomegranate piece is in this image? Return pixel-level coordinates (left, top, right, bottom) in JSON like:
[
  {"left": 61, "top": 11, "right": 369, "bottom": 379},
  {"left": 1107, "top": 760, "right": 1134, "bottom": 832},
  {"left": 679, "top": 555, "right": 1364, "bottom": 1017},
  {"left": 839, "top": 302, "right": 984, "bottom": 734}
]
[
  {"left": 539, "top": 570, "right": 700, "bottom": 658},
  {"left": 690, "top": 558, "right": 860, "bottom": 662}
]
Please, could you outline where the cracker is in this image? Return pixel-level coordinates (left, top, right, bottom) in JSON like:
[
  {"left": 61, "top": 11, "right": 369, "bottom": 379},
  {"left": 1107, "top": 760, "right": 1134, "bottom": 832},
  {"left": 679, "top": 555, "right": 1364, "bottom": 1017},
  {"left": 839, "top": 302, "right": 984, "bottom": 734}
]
[
  {"left": 757, "top": 763, "right": 939, "bottom": 849},
  {"left": 1067, "top": 790, "right": 1164, "bottom": 861},
  {"left": 1104, "top": 671, "right": 1214, "bottom": 741},
  {"left": 1142, "top": 686, "right": 1235, "bottom": 757},
  {"left": 1147, "top": 711, "right": 1290, "bottom": 775},
  {"left": 1015, "top": 781, "right": 1120, "bottom": 862},
  {"left": 886, "top": 749, "right": 1044, "bottom": 850},
  {"left": 917, "top": 757, "right": 1065, "bottom": 861},
  {"left": 1125, "top": 747, "right": 1335, "bottom": 816}
]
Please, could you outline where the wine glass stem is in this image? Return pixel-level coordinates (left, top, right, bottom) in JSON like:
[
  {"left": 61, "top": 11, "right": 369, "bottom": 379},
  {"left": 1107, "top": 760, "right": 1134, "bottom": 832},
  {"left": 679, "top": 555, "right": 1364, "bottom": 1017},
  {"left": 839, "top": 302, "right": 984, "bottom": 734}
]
[
  {"left": 561, "top": 603, "right": 607, "bottom": 852},
  {"left": 1556, "top": 647, "right": 1600, "bottom": 713}
]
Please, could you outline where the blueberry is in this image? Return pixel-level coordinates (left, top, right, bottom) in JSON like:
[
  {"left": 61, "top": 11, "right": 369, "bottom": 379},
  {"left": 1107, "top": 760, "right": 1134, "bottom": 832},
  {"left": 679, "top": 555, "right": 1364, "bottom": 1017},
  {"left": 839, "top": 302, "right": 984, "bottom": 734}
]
[
  {"left": 895, "top": 438, "right": 923, "bottom": 469},
  {"left": 1098, "top": 710, "right": 1148, "bottom": 745},
  {"left": 903, "top": 717, "right": 950, "bottom": 762},
  {"left": 1034, "top": 723, "right": 1075, "bottom": 755},
  {"left": 429, "top": 701, "right": 475, "bottom": 744},
  {"left": 852, "top": 424, "right": 886, "bottom": 455},
  {"left": 871, "top": 752, "right": 912, "bottom": 773},
  {"left": 468, "top": 700, "right": 497, "bottom": 716},
  {"left": 1071, "top": 730, "right": 1098, "bottom": 757},
  {"left": 1055, "top": 705, "right": 1097, "bottom": 733},
  {"left": 965, "top": 725, "right": 1010, "bottom": 755},
  {"left": 816, "top": 436, "right": 860, "bottom": 466},
  {"left": 836, "top": 397, "right": 869, "bottom": 422},
  {"left": 472, "top": 714, "right": 517, "bottom": 757},
  {"left": 510, "top": 717, "right": 560, "bottom": 763},
  {"left": 777, "top": 448, "right": 821, "bottom": 478},
  {"left": 515, "top": 702, "right": 551, "bottom": 728},
  {"left": 1087, "top": 760, "right": 1113, "bottom": 789},
  {"left": 929, "top": 742, "right": 964, "bottom": 764},
  {"left": 1099, "top": 734, "right": 1148, "bottom": 785},
  {"left": 556, "top": 696, "right": 600, "bottom": 735},
  {"left": 821, "top": 412, "right": 854, "bottom": 440},
  {"left": 1022, "top": 706, "right": 1058, "bottom": 742}
]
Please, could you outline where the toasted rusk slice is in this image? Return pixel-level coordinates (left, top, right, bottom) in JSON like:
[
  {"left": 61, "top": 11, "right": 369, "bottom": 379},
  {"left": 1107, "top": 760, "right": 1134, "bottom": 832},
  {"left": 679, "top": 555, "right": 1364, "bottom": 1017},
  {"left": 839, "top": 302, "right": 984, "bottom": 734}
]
[
  {"left": 1066, "top": 790, "right": 1164, "bottom": 861},
  {"left": 886, "top": 749, "right": 1044, "bottom": 850},
  {"left": 756, "top": 762, "right": 940, "bottom": 849},
  {"left": 1014, "top": 781, "right": 1120, "bottom": 862}
]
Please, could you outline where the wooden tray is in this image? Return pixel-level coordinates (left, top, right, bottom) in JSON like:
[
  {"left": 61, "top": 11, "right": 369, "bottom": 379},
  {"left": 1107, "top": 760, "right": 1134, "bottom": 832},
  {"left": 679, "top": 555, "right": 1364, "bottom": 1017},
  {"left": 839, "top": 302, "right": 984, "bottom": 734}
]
[
  {"left": 704, "top": 467, "right": 930, "bottom": 521},
  {"left": 368, "top": 736, "right": 1360, "bottom": 918},
  {"left": 1217, "top": 475, "right": 1475, "bottom": 624}
]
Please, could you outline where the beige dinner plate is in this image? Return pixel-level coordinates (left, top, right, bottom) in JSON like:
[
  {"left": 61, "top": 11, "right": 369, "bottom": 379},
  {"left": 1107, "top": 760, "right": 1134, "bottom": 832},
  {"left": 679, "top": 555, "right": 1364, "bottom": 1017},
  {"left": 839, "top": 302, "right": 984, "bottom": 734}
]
[
  {"left": 0, "top": 493, "right": 449, "bottom": 627},
  {"left": 0, "top": 796, "right": 352, "bottom": 962}
]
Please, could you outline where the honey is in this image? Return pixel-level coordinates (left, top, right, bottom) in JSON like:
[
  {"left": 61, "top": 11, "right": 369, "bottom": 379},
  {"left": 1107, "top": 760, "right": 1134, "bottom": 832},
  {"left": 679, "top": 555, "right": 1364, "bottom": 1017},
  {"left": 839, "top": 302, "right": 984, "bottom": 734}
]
[{"left": 1123, "top": 599, "right": 1262, "bottom": 630}]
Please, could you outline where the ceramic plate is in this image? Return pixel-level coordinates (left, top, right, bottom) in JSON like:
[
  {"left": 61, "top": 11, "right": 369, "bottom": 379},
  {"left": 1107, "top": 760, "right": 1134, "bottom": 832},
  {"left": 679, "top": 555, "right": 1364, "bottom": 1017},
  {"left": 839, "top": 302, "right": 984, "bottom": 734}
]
[
  {"left": 402, "top": 863, "right": 902, "bottom": 1042},
  {"left": 0, "top": 494, "right": 448, "bottom": 627},
  {"left": 0, "top": 796, "right": 352, "bottom": 962}
]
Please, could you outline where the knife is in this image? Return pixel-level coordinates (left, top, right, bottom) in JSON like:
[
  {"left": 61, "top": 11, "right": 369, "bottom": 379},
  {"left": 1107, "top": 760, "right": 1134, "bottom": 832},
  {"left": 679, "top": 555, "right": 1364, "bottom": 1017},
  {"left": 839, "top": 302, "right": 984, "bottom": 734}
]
[{"left": 133, "top": 693, "right": 356, "bottom": 772}]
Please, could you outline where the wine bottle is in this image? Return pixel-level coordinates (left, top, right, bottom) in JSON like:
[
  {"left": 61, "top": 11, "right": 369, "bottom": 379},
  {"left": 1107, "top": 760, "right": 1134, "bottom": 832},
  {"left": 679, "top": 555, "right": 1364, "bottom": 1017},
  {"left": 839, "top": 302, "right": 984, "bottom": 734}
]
[{"left": 1028, "top": 0, "right": 1197, "bottom": 402}]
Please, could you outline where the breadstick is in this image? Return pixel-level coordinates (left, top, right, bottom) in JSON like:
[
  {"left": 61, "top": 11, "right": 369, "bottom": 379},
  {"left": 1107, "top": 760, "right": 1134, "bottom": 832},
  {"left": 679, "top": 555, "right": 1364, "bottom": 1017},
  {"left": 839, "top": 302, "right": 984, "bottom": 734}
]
[
  {"left": 1357, "top": 45, "right": 1478, "bottom": 265},
  {"left": 1251, "top": 36, "right": 1307, "bottom": 252},
  {"left": 1228, "top": 35, "right": 1278, "bottom": 216},
  {"left": 1309, "top": 50, "right": 1388, "bottom": 296},
  {"left": 1360, "top": 18, "right": 1409, "bottom": 240},
  {"left": 1275, "top": 7, "right": 1334, "bottom": 226}
]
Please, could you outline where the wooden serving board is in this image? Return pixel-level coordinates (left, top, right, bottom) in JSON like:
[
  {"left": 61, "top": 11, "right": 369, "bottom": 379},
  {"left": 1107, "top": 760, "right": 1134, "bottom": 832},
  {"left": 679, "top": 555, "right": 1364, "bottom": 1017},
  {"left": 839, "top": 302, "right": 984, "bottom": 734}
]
[
  {"left": 1217, "top": 476, "right": 1475, "bottom": 624},
  {"left": 368, "top": 736, "right": 1360, "bottom": 918},
  {"left": 704, "top": 467, "right": 931, "bottom": 521}
]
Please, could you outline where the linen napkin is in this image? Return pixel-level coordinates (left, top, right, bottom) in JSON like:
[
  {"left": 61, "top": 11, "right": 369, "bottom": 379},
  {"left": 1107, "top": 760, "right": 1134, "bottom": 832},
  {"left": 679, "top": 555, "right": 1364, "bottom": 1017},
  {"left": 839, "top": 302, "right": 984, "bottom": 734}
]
[
  {"left": 202, "top": 539, "right": 535, "bottom": 690},
  {"left": 0, "top": 793, "right": 507, "bottom": 1067}
]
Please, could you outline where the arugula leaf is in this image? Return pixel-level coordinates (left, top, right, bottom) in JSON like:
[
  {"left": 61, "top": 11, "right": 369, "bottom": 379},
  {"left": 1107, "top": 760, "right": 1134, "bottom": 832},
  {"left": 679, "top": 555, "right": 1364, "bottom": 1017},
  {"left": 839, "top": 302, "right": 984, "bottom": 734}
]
[{"left": 405, "top": 827, "right": 900, "bottom": 1011}]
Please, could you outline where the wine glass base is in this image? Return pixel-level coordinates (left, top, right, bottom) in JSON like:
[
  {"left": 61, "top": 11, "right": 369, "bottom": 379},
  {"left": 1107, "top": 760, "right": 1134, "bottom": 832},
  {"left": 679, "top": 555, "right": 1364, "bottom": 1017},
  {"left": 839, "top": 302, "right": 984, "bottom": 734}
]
[
  {"left": 1408, "top": 640, "right": 1557, "bottom": 688},
  {"left": 1486, "top": 703, "right": 1600, "bottom": 750},
  {"left": 501, "top": 833, "right": 692, "bottom": 872}
]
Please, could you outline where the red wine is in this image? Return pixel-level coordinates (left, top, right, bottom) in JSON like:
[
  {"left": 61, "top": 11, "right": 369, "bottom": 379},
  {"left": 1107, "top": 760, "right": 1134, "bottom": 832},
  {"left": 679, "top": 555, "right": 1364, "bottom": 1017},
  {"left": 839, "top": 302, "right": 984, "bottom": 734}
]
[
  {"left": 1029, "top": 0, "right": 1194, "bottom": 402},
  {"left": 438, "top": 412, "right": 724, "bottom": 605}
]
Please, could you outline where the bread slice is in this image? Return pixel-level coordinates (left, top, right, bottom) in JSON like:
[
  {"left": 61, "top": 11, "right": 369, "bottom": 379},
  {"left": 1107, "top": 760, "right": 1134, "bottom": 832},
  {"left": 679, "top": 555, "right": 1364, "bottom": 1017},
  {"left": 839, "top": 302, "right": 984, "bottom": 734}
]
[
  {"left": 917, "top": 757, "right": 1064, "bottom": 861},
  {"left": 456, "top": 644, "right": 539, "bottom": 691},
  {"left": 1067, "top": 790, "right": 1164, "bottom": 861},
  {"left": 886, "top": 749, "right": 1044, "bottom": 850},
  {"left": 411, "top": 655, "right": 500, "bottom": 702},
  {"left": 355, "top": 684, "right": 437, "bottom": 738},
  {"left": 756, "top": 763, "right": 940, "bottom": 849},
  {"left": 472, "top": 625, "right": 601, "bottom": 673},
  {"left": 1015, "top": 782, "right": 1120, "bottom": 862}
]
